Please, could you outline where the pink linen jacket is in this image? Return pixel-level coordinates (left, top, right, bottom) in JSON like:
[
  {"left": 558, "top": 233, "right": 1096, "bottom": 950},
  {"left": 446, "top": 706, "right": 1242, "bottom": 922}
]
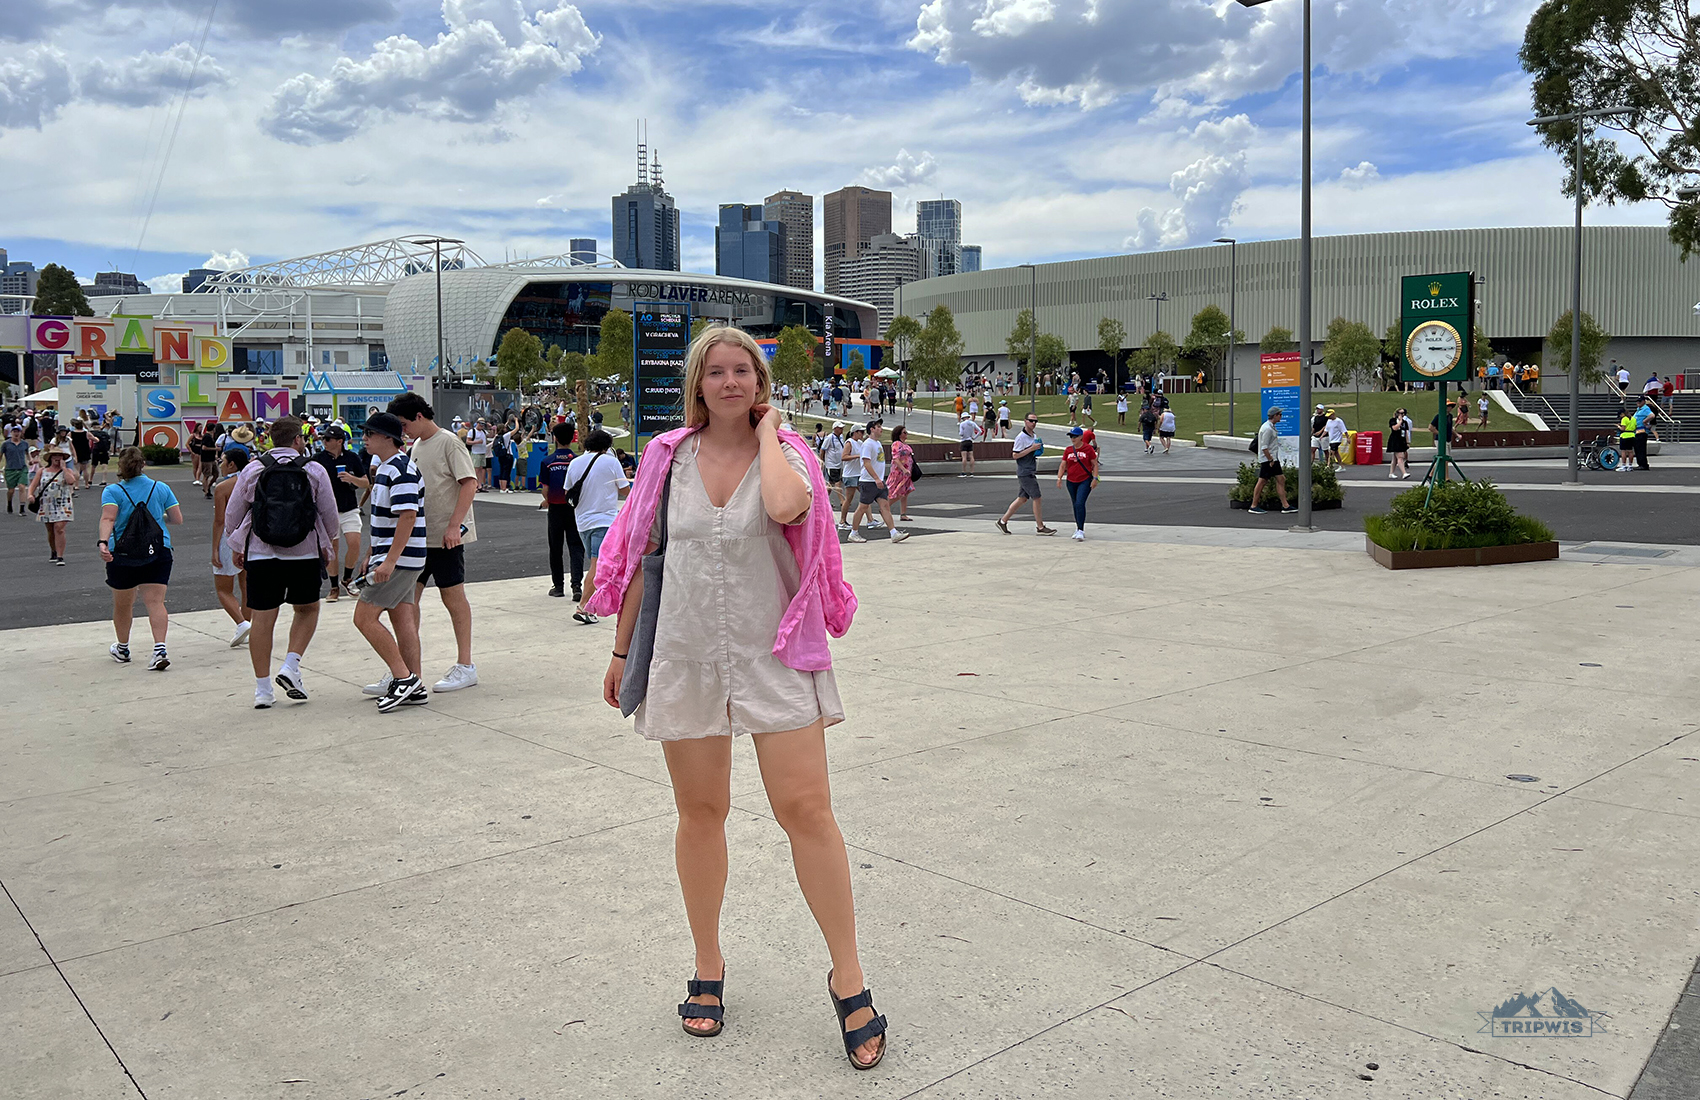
[{"left": 584, "top": 425, "right": 856, "bottom": 671}]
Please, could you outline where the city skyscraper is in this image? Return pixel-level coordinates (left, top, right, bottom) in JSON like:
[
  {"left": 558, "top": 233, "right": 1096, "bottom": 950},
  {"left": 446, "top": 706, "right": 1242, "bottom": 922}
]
[
  {"left": 715, "top": 204, "right": 786, "bottom": 284},
  {"left": 569, "top": 238, "right": 597, "bottom": 264},
  {"left": 960, "top": 245, "right": 982, "bottom": 273},
  {"left": 763, "top": 189, "right": 814, "bottom": 291},
  {"left": 181, "top": 268, "right": 218, "bottom": 293},
  {"left": 915, "top": 198, "right": 963, "bottom": 279},
  {"left": 86, "top": 271, "right": 145, "bottom": 297},
  {"left": 838, "top": 233, "right": 925, "bottom": 337},
  {"left": 823, "top": 185, "right": 892, "bottom": 295},
  {"left": 611, "top": 126, "right": 679, "bottom": 271}
]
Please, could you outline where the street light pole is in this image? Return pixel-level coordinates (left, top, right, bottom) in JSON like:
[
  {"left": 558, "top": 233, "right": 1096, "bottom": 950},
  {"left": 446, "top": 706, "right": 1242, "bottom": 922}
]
[
  {"left": 1235, "top": 0, "right": 1312, "bottom": 527},
  {"left": 1215, "top": 237, "right": 1238, "bottom": 437},
  {"left": 1146, "top": 292, "right": 1169, "bottom": 379},
  {"left": 1527, "top": 106, "right": 1630, "bottom": 483},
  {"left": 403, "top": 236, "right": 464, "bottom": 395},
  {"left": 1018, "top": 264, "right": 1037, "bottom": 417}
]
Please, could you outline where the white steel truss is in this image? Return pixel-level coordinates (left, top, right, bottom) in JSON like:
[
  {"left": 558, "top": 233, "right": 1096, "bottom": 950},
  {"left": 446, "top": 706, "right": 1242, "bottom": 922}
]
[{"left": 192, "top": 236, "right": 488, "bottom": 293}]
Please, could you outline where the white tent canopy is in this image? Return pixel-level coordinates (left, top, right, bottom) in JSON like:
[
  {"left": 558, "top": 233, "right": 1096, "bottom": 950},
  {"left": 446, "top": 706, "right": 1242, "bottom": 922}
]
[
  {"left": 23, "top": 387, "right": 57, "bottom": 404},
  {"left": 873, "top": 367, "right": 902, "bottom": 378}
]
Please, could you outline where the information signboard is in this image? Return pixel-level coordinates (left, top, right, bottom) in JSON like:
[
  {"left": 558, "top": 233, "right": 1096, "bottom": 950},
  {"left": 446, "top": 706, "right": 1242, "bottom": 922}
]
[
  {"left": 633, "top": 303, "right": 689, "bottom": 438},
  {"left": 1259, "top": 351, "right": 1302, "bottom": 463}
]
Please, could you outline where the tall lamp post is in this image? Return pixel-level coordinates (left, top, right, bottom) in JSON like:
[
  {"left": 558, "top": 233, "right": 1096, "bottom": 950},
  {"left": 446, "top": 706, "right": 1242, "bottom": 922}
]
[
  {"left": 1527, "top": 106, "right": 1631, "bottom": 482},
  {"left": 1235, "top": 0, "right": 1312, "bottom": 527},
  {"left": 1018, "top": 263, "right": 1037, "bottom": 416},
  {"left": 1214, "top": 237, "right": 1238, "bottom": 436},
  {"left": 406, "top": 236, "right": 463, "bottom": 393}
]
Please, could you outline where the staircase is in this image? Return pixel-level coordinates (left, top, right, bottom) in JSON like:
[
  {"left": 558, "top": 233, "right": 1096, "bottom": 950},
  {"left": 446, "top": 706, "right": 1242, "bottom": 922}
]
[{"left": 1505, "top": 386, "right": 1690, "bottom": 441}]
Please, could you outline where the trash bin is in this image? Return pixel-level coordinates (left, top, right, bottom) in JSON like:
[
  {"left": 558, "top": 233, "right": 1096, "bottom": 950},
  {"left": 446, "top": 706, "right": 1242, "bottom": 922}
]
[{"left": 1355, "top": 429, "right": 1384, "bottom": 466}]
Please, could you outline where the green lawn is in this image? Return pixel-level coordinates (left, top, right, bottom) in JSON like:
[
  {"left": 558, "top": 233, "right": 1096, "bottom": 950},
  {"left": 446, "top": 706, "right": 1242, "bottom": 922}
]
[{"left": 904, "top": 390, "right": 1531, "bottom": 445}]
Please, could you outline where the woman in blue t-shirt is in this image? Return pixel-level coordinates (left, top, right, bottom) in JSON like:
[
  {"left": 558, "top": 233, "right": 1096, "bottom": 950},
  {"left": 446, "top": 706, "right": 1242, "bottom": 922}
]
[{"left": 97, "top": 446, "right": 184, "bottom": 670}]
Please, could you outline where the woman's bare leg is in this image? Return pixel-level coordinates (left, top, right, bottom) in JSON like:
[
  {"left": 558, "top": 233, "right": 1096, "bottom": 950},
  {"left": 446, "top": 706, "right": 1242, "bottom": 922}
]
[
  {"left": 660, "top": 735, "right": 734, "bottom": 1033},
  {"left": 752, "top": 722, "right": 882, "bottom": 1067},
  {"left": 215, "top": 574, "right": 247, "bottom": 625}
]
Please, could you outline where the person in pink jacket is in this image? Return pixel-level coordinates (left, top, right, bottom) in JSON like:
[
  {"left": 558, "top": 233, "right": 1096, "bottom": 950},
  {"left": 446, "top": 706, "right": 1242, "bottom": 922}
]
[{"left": 589, "top": 326, "right": 885, "bottom": 1070}]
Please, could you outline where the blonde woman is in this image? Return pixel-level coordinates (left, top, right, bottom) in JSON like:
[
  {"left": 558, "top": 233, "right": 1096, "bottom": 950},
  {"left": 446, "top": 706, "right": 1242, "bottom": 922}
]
[{"left": 588, "top": 326, "right": 887, "bottom": 1070}]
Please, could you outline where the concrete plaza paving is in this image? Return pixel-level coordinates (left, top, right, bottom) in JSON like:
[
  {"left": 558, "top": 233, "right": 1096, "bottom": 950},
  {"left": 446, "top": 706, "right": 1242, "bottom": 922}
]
[{"left": 2, "top": 531, "right": 1697, "bottom": 1099}]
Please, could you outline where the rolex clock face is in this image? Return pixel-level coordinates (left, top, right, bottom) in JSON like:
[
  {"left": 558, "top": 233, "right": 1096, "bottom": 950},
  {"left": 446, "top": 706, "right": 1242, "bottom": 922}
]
[{"left": 1406, "top": 320, "right": 1463, "bottom": 377}]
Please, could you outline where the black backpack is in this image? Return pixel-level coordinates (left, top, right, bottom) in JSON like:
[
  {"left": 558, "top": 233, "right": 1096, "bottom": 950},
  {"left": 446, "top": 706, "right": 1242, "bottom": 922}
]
[
  {"left": 249, "top": 453, "right": 318, "bottom": 549},
  {"left": 112, "top": 483, "right": 166, "bottom": 565}
]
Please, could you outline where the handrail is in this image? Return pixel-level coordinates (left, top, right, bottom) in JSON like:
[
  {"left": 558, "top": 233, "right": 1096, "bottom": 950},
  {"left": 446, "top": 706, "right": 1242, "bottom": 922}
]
[{"left": 1503, "top": 376, "right": 1566, "bottom": 428}]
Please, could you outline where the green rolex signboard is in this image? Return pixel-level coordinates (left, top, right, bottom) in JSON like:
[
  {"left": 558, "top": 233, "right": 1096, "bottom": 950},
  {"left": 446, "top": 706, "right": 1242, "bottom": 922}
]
[{"left": 1400, "top": 271, "right": 1474, "bottom": 384}]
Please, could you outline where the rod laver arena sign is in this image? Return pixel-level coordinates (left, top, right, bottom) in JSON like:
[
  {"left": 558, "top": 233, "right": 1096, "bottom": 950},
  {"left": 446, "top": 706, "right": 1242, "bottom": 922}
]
[{"left": 1400, "top": 271, "right": 1474, "bottom": 383}]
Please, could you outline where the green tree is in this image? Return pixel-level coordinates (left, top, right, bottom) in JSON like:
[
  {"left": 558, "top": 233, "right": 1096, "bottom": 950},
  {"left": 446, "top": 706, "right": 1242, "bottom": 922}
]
[
  {"left": 1034, "top": 332, "right": 1069, "bottom": 377},
  {"left": 849, "top": 349, "right": 865, "bottom": 374},
  {"left": 494, "top": 327, "right": 544, "bottom": 392},
  {"left": 690, "top": 317, "right": 714, "bottom": 343},
  {"left": 1473, "top": 323, "right": 1495, "bottom": 371},
  {"left": 1005, "top": 308, "right": 1036, "bottom": 392},
  {"left": 554, "top": 350, "right": 590, "bottom": 391},
  {"left": 1521, "top": 0, "right": 1700, "bottom": 258},
  {"left": 885, "top": 314, "right": 922, "bottom": 371},
  {"left": 1320, "top": 317, "right": 1382, "bottom": 428},
  {"left": 770, "top": 325, "right": 818, "bottom": 393},
  {"left": 593, "top": 308, "right": 633, "bottom": 381},
  {"left": 35, "top": 264, "right": 92, "bottom": 316},
  {"left": 1182, "top": 305, "right": 1241, "bottom": 389},
  {"left": 1259, "top": 325, "right": 1296, "bottom": 354},
  {"left": 913, "top": 305, "right": 965, "bottom": 391},
  {"left": 1544, "top": 310, "right": 1612, "bottom": 385},
  {"left": 1096, "top": 316, "right": 1128, "bottom": 383},
  {"left": 1131, "top": 330, "right": 1178, "bottom": 374}
]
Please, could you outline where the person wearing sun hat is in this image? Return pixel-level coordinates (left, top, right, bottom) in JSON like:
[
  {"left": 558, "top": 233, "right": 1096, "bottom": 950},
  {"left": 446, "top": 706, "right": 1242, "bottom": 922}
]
[
  {"left": 1323, "top": 407, "right": 1348, "bottom": 468},
  {"left": 31, "top": 444, "right": 79, "bottom": 563},
  {"left": 230, "top": 424, "right": 256, "bottom": 446}
]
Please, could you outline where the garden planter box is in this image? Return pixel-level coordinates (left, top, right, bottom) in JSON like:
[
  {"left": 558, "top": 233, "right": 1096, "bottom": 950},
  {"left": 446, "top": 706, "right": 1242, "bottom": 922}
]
[
  {"left": 1230, "top": 498, "right": 1342, "bottom": 510},
  {"left": 1365, "top": 537, "right": 1559, "bottom": 570}
]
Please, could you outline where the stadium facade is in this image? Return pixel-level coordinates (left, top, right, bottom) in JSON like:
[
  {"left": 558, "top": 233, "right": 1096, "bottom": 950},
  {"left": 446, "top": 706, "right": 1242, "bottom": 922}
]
[{"left": 896, "top": 226, "right": 1700, "bottom": 388}]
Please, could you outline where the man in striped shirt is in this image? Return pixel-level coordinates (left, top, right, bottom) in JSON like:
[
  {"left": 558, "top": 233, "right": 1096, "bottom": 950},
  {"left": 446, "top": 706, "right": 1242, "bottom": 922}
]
[{"left": 353, "top": 413, "right": 429, "bottom": 711}]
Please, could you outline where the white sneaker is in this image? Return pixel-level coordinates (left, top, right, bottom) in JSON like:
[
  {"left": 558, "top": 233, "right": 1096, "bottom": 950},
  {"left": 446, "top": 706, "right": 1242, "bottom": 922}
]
[
  {"left": 230, "top": 621, "right": 251, "bottom": 648},
  {"left": 254, "top": 684, "right": 275, "bottom": 709},
  {"left": 434, "top": 663, "right": 478, "bottom": 692},
  {"left": 1072, "top": 530, "right": 1085, "bottom": 541},
  {"left": 847, "top": 531, "right": 868, "bottom": 543},
  {"left": 363, "top": 673, "right": 395, "bottom": 698},
  {"left": 147, "top": 650, "right": 170, "bottom": 671},
  {"left": 889, "top": 529, "right": 910, "bottom": 543},
  {"left": 275, "top": 666, "right": 308, "bottom": 701},
  {"left": 109, "top": 642, "right": 131, "bottom": 664}
]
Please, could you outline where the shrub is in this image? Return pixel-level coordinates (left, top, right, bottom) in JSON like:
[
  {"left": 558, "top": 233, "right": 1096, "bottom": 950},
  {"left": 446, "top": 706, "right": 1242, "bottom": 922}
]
[
  {"left": 1229, "top": 462, "right": 1343, "bottom": 509},
  {"left": 141, "top": 444, "right": 181, "bottom": 465},
  {"left": 1363, "top": 479, "right": 1555, "bottom": 551}
]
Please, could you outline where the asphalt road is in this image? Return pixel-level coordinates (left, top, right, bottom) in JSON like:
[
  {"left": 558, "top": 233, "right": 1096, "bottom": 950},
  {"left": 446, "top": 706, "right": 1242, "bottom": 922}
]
[{"left": 5, "top": 448, "right": 1697, "bottom": 629}]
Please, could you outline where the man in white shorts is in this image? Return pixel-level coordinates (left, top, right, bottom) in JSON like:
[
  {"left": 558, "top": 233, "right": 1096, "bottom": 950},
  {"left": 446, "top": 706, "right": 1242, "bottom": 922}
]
[
  {"left": 838, "top": 425, "right": 863, "bottom": 530},
  {"left": 467, "top": 419, "right": 490, "bottom": 492},
  {"left": 958, "top": 411, "right": 982, "bottom": 477}
]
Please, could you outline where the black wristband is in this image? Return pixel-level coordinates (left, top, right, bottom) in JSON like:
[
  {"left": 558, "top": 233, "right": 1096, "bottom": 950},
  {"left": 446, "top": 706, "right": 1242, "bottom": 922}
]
[{"left": 612, "top": 650, "right": 628, "bottom": 660}]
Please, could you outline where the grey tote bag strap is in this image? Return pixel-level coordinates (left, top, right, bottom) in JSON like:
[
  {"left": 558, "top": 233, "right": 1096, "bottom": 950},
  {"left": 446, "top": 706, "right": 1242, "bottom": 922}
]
[{"left": 617, "top": 467, "right": 671, "bottom": 717}]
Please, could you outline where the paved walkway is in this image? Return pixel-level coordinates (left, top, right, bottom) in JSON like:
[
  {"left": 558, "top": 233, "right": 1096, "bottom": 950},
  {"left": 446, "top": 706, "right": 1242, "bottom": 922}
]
[{"left": 3, "top": 533, "right": 1696, "bottom": 1098}]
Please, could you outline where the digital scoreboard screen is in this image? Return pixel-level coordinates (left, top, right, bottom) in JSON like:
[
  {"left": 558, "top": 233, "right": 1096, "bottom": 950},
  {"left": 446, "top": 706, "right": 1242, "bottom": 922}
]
[{"left": 634, "top": 305, "right": 688, "bottom": 437}]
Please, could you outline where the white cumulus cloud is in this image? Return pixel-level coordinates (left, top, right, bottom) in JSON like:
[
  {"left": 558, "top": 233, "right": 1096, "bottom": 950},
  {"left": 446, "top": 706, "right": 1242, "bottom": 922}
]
[
  {"left": 261, "top": 0, "right": 599, "bottom": 145},
  {"left": 858, "top": 148, "right": 937, "bottom": 189},
  {"left": 0, "top": 43, "right": 229, "bottom": 130},
  {"left": 144, "top": 249, "right": 251, "bottom": 294},
  {"left": 1338, "top": 161, "right": 1381, "bottom": 189},
  {"left": 910, "top": 0, "right": 1538, "bottom": 109},
  {"left": 1125, "top": 115, "right": 1253, "bottom": 250}
]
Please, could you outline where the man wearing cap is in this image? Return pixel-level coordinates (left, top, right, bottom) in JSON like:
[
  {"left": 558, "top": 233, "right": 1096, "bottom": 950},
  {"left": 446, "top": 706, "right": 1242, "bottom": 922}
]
[
  {"left": 1323, "top": 408, "right": 1347, "bottom": 468},
  {"left": 310, "top": 424, "right": 370, "bottom": 600},
  {"left": 820, "top": 421, "right": 847, "bottom": 514},
  {"left": 352, "top": 412, "right": 429, "bottom": 711},
  {"left": 1310, "top": 404, "right": 1327, "bottom": 464},
  {"left": 957, "top": 410, "right": 982, "bottom": 477},
  {"left": 838, "top": 424, "right": 863, "bottom": 531},
  {"left": 846, "top": 420, "right": 909, "bottom": 545},
  {"left": 1249, "top": 408, "right": 1296, "bottom": 515},
  {"left": 536, "top": 421, "right": 584, "bottom": 600}
]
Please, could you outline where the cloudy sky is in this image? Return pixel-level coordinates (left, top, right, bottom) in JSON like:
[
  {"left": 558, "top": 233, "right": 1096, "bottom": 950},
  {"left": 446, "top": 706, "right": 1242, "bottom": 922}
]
[{"left": 0, "top": 0, "right": 1665, "bottom": 293}]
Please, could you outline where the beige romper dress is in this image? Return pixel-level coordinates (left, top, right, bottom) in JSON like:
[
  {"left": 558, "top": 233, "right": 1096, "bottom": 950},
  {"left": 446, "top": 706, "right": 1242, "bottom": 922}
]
[{"left": 635, "top": 438, "right": 845, "bottom": 742}]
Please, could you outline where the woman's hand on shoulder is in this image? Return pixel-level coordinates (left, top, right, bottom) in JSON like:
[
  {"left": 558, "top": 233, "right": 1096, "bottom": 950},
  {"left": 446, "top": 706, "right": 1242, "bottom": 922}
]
[{"left": 751, "top": 403, "right": 783, "bottom": 435}]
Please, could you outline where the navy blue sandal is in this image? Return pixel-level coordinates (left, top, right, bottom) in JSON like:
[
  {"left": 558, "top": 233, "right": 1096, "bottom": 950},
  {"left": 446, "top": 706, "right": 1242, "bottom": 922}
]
[
  {"left": 677, "top": 971, "right": 725, "bottom": 1037},
  {"left": 827, "top": 970, "right": 887, "bottom": 1070}
]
